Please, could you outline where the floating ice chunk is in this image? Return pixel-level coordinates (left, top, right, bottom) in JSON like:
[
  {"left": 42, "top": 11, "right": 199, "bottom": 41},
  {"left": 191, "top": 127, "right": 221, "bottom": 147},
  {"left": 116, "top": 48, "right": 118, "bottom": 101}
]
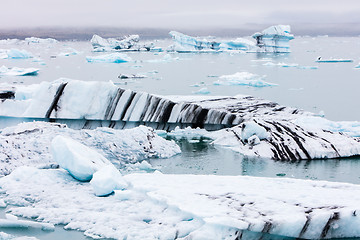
[
  {"left": 252, "top": 25, "right": 294, "bottom": 53},
  {"left": 86, "top": 53, "right": 131, "bottom": 63},
  {"left": 248, "top": 135, "right": 260, "bottom": 146},
  {"left": 114, "top": 189, "right": 134, "bottom": 201},
  {"left": 169, "top": 31, "right": 255, "bottom": 52},
  {"left": 0, "top": 65, "right": 39, "bottom": 76},
  {"left": 51, "top": 135, "right": 111, "bottom": 181},
  {"left": 355, "top": 63, "right": 360, "bottom": 68},
  {"left": 214, "top": 72, "right": 277, "bottom": 87},
  {"left": 147, "top": 54, "right": 179, "bottom": 63},
  {"left": 118, "top": 73, "right": 147, "bottom": 79},
  {"left": 90, "top": 165, "right": 128, "bottom": 196},
  {"left": 57, "top": 48, "right": 81, "bottom": 57},
  {"left": 2, "top": 49, "right": 33, "bottom": 59},
  {"left": 192, "top": 87, "right": 210, "bottom": 94},
  {"left": 240, "top": 121, "right": 270, "bottom": 141},
  {"left": 316, "top": 57, "right": 353, "bottom": 63},
  {"left": 25, "top": 37, "right": 58, "bottom": 44},
  {"left": 263, "top": 62, "right": 298, "bottom": 67},
  {"left": 167, "top": 126, "right": 211, "bottom": 140}
]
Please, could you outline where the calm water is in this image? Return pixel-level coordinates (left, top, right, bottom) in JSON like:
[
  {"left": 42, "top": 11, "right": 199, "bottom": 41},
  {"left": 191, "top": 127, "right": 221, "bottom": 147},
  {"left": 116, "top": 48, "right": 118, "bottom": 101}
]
[{"left": 1, "top": 36, "right": 360, "bottom": 239}]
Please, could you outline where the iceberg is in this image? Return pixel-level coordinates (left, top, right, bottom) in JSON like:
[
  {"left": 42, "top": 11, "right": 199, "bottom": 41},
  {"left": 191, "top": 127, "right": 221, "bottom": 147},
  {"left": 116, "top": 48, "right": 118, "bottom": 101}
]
[
  {"left": 24, "top": 37, "right": 58, "bottom": 44},
  {"left": 213, "top": 72, "right": 277, "bottom": 87},
  {"left": 86, "top": 53, "right": 131, "bottom": 63},
  {"left": 252, "top": 25, "right": 294, "bottom": 53},
  {"left": 192, "top": 87, "right": 210, "bottom": 94},
  {"left": 90, "top": 34, "right": 155, "bottom": 52},
  {"left": 0, "top": 122, "right": 180, "bottom": 175},
  {"left": 1, "top": 79, "right": 360, "bottom": 161},
  {"left": 118, "top": 73, "right": 147, "bottom": 79},
  {"left": 168, "top": 31, "right": 256, "bottom": 52},
  {"left": 0, "top": 65, "right": 39, "bottom": 76},
  {"left": 0, "top": 49, "right": 33, "bottom": 59},
  {"left": 2, "top": 167, "right": 360, "bottom": 239}
]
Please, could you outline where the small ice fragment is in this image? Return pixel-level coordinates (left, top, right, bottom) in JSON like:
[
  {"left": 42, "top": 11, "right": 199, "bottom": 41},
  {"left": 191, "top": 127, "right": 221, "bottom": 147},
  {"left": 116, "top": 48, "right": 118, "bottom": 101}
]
[
  {"left": 86, "top": 53, "right": 131, "bottom": 63},
  {"left": 90, "top": 165, "right": 128, "bottom": 197},
  {"left": 0, "top": 199, "right": 6, "bottom": 208},
  {"left": 192, "top": 87, "right": 210, "bottom": 94}
]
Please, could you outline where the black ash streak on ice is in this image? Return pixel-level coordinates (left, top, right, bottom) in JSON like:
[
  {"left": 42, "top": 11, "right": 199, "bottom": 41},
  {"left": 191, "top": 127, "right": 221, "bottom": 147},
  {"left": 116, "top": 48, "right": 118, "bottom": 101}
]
[{"left": 2, "top": 80, "right": 359, "bottom": 161}]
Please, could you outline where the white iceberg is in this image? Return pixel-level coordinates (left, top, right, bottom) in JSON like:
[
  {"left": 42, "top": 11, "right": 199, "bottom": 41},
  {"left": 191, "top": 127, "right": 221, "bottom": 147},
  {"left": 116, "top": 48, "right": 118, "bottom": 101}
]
[
  {"left": 90, "top": 165, "right": 128, "bottom": 196},
  {"left": 86, "top": 53, "right": 131, "bottom": 63},
  {"left": 2, "top": 167, "right": 360, "bottom": 239},
  {"left": 240, "top": 120, "right": 270, "bottom": 141},
  {"left": 0, "top": 65, "right": 39, "bottom": 76},
  {"left": 0, "top": 49, "right": 33, "bottom": 59},
  {"left": 252, "top": 25, "right": 294, "bottom": 53},
  {"left": 57, "top": 48, "right": 81, "bottom": 57},
  {"left": 213, "top": 72, "right": 277, "bottom": 87},
  {"left": 24, "top": 37, "right": 58, "bottom": 44},
  {"left": 169, "top": 31, "right": 256, "bottom": 52},
  {"left": 51, "top": 135, "right": 111, "bottom": 181},
  {"left": 91, "top": 34, "right": 155, "bottom": 52}
]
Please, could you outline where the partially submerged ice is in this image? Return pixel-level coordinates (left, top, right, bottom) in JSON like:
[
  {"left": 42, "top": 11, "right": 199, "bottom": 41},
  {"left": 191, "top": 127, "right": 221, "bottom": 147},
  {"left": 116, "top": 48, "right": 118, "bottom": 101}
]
[
  {"left": 0, "top": 65, "right": 39, "bottom": 76},
  {"left": 86, "top": 53, "right": 131, "bottom": 63},
  {"left": 168, "top": 25, "right": 294, "bottom": 53},
  {"left": 1, "top": 167, "right": 360, "bottom": 239},
  {"left": 252, "top": 25, "right": 294, "bottom": 53},
  {"left": 90, "top": 34, "right": 156, "bottom": 52},
  {"left": 1, "top": 79, "right": 360, "bottom": 161},
  {"left": 168, "top": 31, "right": 256, "bottom": 52},
  {"left": 0, "top": 49, "right": 33, "bottom": 59}
]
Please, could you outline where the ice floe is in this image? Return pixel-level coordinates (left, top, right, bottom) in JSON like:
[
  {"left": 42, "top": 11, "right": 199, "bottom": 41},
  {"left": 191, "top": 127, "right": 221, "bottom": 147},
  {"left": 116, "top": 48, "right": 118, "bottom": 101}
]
[
  {"left": 24, "top": 37, "right": 58, "bottom": 44},
  {"left": 86, "top": 53, "right": 131, "bottom": 63},
  {"left": 90, "top": 165, "right": 128, "bottom": 196},
  {"left": 118, "top": 73, "right": 147, "bottom": 79},
  {"left": 0, "top": 66, "right": 39, "bottom": 76},
  {"left": 0, "top": 121, "right": 180, "bottom": 175},
  {"left": 316, "top": 57, "right": 353, "bottom": 63},
  {"left": 1, "top": 168, "right": 360, "bottom": 239},
  {"left": 213, "top": 72, "right": 277, "bottom": 87}
]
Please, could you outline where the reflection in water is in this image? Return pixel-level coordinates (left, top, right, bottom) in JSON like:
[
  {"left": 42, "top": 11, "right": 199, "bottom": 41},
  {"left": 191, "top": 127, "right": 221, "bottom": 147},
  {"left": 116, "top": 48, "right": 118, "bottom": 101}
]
[{"left": 150, "top": 138, "right": 360, "bottom": 184}]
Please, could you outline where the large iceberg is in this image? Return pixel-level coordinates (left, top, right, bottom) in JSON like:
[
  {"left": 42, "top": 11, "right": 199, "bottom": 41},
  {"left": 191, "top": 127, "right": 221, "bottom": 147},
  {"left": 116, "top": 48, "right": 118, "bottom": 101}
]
[
  {"left": 168, "top": 31, "right": 256, "bottom": 52},
  {"left": 252, "top": 25, "right": 294, "bottom": 53},
  {"left": 0, "top": 49, "right": 33, "bottom": 59},
  {"left": 90, "top": 34, "right": 156, "bottom": 52},
  {"left": 1, "top": 167, "right": 360, "bottom": 239},
  {"left": 1, "top": 79, "right": 360, "bottom": 161}
]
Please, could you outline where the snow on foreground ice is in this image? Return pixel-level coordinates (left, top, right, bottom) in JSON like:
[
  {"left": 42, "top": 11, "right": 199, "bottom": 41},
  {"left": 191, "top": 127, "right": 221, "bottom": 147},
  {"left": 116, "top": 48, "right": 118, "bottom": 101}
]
[
  {"left": 86, "top": 53, "right": 132, "bottom": 63},
  {"left": 1, "top": 168, "right": 360, "bottom": 239},
  {"left": 0, "top": 66, "right": 39, "bottom": 76},
  {"left": 213, "top": 72, "right": 277, "bottom": 87},
  {"left": 0, "top": 122, "right": 180, "bottom": 176}
]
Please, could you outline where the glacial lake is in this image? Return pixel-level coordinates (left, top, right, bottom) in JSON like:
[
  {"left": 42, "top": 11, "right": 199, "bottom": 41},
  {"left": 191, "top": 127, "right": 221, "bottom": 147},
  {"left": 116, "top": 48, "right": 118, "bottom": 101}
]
[{"left": 0, "top": 36, "right": 360, "bottom": 239}]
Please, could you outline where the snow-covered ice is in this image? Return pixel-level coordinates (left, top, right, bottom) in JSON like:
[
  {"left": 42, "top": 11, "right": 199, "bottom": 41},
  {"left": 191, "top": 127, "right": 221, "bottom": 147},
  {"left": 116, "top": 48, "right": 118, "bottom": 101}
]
[
  {"left": 90, "top": 34, "right": 155, "bottom": 52},
  {"left": 213, "top": 72, "right": 277, "bottom": 87},
  {"left": 86, "top": 53, "right": 131, "bottom": 63},
  {"left": 90, "top": 165, "right": 128, "bottom": 196},
  {"left": 0, "top": 121, "right": 180, "bottom": 175},
  {"left": 1, "top": 168, "right": 360, "bottom": 239},
  {"left": 0, "top": 66, "right": 39, "bottom": 76}
]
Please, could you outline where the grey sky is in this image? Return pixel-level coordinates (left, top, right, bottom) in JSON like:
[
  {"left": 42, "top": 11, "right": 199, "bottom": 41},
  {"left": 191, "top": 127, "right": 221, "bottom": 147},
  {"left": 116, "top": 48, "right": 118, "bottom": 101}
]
[{"left": 1, "top": 0, "right": 359, "bottom": 29}]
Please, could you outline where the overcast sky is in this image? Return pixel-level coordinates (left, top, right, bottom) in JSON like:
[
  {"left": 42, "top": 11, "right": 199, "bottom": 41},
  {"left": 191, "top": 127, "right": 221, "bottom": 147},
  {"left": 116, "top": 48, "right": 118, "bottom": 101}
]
[{"left": 1, "top": 0, "right": 359, "bottom": 29}]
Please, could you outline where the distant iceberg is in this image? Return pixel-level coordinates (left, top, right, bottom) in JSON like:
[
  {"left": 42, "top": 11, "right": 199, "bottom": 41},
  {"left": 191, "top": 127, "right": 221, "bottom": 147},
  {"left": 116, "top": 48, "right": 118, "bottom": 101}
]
[
  {"left": 24, "top": 37, "right": 58, "bottom": 44},
  {"left": 168, "top": 31, "right": 256, "bottom": 52},
  {"left": 0, "top": 65, "right": 39, "bottom": 76},
  {"left": 91, "top": 34, "right": 157, "bottom": 52},
  {"left": 86, "top": 53, "right": 131, "bottom": 63},
  {"left": 213, "top": 72, "right": 277, "bottom": 87},
  {"left": 252, "top": 25, "right": 294, "bottom": 53},
  {"left": 316, "top": 57, "right": 353, "bottom": 63},
  {"left": 0, "top": 49, "right": 33, "bottom": 59}
]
